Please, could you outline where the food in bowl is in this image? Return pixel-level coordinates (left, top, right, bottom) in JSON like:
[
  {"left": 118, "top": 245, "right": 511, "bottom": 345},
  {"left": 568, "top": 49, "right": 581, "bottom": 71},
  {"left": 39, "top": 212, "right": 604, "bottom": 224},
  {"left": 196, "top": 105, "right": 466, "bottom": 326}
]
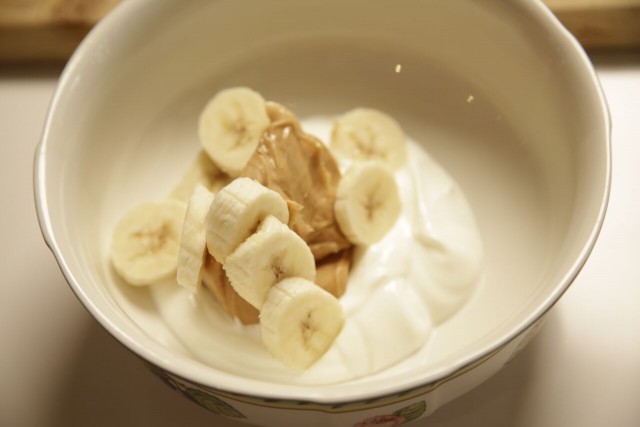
[
  {"left": 107, "top": 87, "right": 484, "bottom": 379},
  {"left": 35, "top": 0, "right": 610, "bottom": 424}
]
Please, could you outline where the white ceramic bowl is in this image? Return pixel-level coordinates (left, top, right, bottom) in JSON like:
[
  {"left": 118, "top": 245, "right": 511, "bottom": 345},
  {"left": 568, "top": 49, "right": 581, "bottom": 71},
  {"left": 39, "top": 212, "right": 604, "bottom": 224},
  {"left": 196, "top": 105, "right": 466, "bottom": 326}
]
[{"left": 35, "top": 0, "right": 610, "bottom": 425}]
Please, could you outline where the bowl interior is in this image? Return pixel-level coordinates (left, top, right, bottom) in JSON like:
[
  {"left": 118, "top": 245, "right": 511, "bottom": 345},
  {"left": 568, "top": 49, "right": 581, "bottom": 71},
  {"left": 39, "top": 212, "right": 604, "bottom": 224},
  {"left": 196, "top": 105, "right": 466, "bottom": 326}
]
[{"left": 37, "top": 0, "right": 609, "bottom": 400}]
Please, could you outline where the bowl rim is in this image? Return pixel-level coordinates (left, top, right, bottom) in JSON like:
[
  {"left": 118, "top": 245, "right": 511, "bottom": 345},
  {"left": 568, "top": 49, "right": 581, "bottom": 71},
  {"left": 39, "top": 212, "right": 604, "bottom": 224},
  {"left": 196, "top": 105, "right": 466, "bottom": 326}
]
[{"left": 33, "top": 0, "right": 611, "bottom": 405}]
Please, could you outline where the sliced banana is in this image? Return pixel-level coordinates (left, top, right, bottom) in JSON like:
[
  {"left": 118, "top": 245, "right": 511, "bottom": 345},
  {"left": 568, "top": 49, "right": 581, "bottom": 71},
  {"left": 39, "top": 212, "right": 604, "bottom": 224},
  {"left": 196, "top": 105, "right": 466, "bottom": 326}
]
[
  {"left": 176, "top": 185, "right": 215, "bottom": 292},
  {"left": 330, "top": 108, "right": 407, "bottom": 170},
  {"left": 205, "top": 177, "right": 289, "bottom": 263},
  {"left": 223, "top": 215, "right": 316, "bottom": 309},
  {"left": 198, "top": 87, "right": 270, "bottom": 177},
  {"left": 170, "top": 150, "right": 231, "bottom": 202},
  {"left": 110, "top": 199, "right": 187, "bottom": 286},
  {"left": 260, "top": 277, "right": 345, "bottom": 370},
  {"left": 334, "top": 161, "right": 401, "bottom": 246}
]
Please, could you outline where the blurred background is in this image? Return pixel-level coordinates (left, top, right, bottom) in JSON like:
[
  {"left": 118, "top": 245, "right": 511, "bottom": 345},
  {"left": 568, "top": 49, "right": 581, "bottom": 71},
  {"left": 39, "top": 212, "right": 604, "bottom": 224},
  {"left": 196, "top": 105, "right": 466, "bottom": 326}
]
[
  {"left": 1, "top": 1, "right": 639, "bottom": 426},
  {"left": 0, "top": 0, "right": 638, "bottom": 62}
]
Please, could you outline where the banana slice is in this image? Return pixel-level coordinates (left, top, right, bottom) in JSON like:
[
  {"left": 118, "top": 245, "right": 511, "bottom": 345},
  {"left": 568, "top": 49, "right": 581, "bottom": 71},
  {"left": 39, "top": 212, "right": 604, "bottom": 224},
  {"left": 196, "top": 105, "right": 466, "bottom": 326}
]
[
  {"left": 223, "top": 215, "right": 316, "bottom": 309},
  {"left": 205, "top": 177, "right": 289, "bottom": 263},
  {"left": 330, "top": 108, "right": 407, "bottom": 170},
  {"left": 260, "top": 277, "right": 345, "bottom": 370},
  {"left": 110, "top": 199, "right": 187, "bottom": 286},
  {"left": 170, "top": 150, "right": 231, "bottom": 202},
  {"left": 334, "top": 161, "right": 401, "bottom": 245},
  {"left": 198, "top": 87, "right": 270, "bottom": 177},
  {"left": 176, "top": 185, "right": 215, "bottom": 292}
]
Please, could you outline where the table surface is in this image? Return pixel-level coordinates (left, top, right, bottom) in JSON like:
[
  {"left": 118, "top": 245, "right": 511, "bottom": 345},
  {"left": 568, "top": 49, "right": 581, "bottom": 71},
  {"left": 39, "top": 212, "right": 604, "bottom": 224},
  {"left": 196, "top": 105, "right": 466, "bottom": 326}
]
[{"left": 1, "top": 53, "right": 639, "bottom": 427}]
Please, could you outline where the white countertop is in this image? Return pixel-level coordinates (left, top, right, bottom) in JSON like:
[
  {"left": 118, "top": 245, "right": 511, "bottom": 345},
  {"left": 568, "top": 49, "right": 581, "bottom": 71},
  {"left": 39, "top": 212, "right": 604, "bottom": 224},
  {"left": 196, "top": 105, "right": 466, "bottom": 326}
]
[{"left": 1, "top": 53, "right": 639, "bottom": 427}]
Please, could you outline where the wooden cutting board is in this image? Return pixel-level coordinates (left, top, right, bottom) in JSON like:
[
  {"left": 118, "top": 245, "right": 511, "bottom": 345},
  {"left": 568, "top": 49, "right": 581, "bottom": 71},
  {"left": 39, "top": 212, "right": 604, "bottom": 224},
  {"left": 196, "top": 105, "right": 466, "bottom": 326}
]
[
  {"left": 545, "top": 0, "right": 640, "bottom": 48},
  {"left": 0, "top": 0, "right": 639, "bottom": 62},
  {"left": 0, "top": 0, "right": 120, "bottom": 62}
]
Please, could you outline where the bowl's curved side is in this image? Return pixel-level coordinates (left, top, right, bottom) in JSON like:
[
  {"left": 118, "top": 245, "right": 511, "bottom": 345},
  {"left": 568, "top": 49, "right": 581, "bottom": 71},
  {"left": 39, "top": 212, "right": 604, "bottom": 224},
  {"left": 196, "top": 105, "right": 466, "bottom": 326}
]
[
  {"left": 521, "top": 0, "right": 612, "bottom": 313},
  {"left": 139, "top": 313, "right": 549, "bottom": 426},
  {"left": 416, "top": 0, "right": 612, "bottom": 414},
  {"left": 431, "top": 0, "right": 613, "bottom": 414},
  {"left": 31, "top": 0, "right": 189, "bottom": 386}
]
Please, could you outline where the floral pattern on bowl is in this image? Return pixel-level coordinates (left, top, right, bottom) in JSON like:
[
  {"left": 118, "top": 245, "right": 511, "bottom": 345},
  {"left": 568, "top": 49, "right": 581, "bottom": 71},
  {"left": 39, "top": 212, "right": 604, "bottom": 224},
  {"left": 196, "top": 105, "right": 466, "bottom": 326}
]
[
  {"left": 353, "top": 401, "right": 426, "bottom": 426},
  {"left": 146, "top": 362, "right": 246, "bottom": 419}
]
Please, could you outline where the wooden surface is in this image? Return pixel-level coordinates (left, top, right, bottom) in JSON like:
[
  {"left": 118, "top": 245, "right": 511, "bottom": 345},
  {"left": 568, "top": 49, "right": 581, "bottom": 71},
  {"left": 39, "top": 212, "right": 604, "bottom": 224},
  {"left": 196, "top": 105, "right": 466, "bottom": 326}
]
[
  {"left": 546, "top": 0, "right": 640, "bottom": 49},
  {"left": 0, "top": 0, "right": 639, "bottom": 62},
  {"left": 0, "top": 0, "right": 119, "bottom": 62}
]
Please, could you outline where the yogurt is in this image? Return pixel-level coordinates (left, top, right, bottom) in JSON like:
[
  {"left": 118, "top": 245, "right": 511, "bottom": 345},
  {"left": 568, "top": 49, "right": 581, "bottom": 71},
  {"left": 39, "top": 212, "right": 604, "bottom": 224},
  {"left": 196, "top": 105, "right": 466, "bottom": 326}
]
[{"left": 148, "top": 139, "right": 483, "bottom": 385}]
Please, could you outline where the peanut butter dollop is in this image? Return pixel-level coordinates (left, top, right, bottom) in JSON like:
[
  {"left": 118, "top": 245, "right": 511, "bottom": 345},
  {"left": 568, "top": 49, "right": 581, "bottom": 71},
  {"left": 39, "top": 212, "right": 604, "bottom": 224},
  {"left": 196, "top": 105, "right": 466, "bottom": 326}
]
[
  {"left": 201, "top": 253, "right": 260, "bottom": 324},
  {"left": 242, "top": 102, "right": 352, "bottom": 260},
  {"left": 202, "top": 249, "right": 352, "bottom": 324},
  {"left": 201, "top": 102, "right": 354, "bottom": 324}
]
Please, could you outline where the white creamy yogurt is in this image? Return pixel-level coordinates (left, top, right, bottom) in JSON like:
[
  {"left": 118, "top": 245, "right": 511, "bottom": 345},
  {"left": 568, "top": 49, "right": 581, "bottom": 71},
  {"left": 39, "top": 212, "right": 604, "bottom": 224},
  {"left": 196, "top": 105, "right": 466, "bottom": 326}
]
[{"left": 149, "top": 140, "right": 483, "bottom": 385}]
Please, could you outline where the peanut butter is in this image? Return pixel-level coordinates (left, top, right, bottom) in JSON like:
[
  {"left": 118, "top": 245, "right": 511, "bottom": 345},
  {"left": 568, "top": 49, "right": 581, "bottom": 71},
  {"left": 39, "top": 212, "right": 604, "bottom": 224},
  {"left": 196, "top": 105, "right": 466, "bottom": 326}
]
[
  {"left": 202, "top": 249, "right": 352, "bottom": 324},
  {"left": 201, "top": 102, "right": 354, "bottom": 324},
  {"left": 201, "top": 253, "right": 260, "bottom": 324},
  {"left": 242, "top": 102, "right": 352, "bottom": 260},
  {"left": 316, "top": 248, "right": 353, "bottom": 298}
]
